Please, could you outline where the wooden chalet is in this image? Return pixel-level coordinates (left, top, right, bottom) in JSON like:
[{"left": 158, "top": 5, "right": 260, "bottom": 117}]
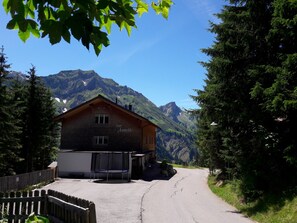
[{"left": 54, "top": 95, "right": 158, "bottom": 180}]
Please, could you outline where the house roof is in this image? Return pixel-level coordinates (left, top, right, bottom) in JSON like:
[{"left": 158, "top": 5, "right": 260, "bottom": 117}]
[{"left": 54, "top": 94, "right": 159, "bottom": 128}]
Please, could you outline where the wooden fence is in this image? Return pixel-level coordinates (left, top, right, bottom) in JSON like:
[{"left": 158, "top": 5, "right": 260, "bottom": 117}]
[
  {"left": 0, "top": 169, "right": 55, "bottom": 192},
  {"left": 0, "top": 189, "right": 96, "bottom": 223}
]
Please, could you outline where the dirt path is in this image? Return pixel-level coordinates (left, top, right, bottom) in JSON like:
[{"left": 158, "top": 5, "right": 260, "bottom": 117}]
[
  {"left": 141, "top": 168, "right": 255, "bottom": 223},
  {"left": 43, "top": 168, "right": 255, "bottom": 223}
]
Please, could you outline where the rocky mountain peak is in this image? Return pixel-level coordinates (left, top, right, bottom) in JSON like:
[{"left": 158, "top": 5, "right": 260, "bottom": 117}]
[{"left": 159, "top": 102, "right": 182, "bottom": 123}]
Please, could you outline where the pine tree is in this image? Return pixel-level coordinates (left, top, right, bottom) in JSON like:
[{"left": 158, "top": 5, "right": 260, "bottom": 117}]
[
  {"left": 194, "top": 0, "right": 280, "bottom": 198},
  {"left": 0, "top": 46, "right": 21, "bottom": 176},
  {"left": 195, "top": 0, "right": 297, "bottom": 198},
  {"left": 250, "top": 0, "right": 297, "bottom": 188},
  {"left": 20, "top": 66, "right": 58, "bottom": 172},
  {"left": 33, "top": 83, "right": 59, "bottom": 170}
]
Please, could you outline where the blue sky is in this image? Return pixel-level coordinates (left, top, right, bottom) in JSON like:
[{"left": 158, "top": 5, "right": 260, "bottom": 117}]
[{"left": 0, "top": 0, "right": 225, "bottom": 109}]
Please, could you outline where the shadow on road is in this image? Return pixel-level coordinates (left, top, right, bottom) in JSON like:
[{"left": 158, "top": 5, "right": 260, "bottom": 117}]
[
  {"left": 142, "top": 162, "right": 177, "bottom": 182},
  {"left": 89, "top": 162, "right": 177, "bottom": 184}
]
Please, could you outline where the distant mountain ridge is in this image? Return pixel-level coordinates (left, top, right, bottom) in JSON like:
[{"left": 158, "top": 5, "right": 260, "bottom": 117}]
[
  {"left": 160, "top": 102, "right": 182, "bottom": 123},
  {"left": 10, "top": 69, "right": 198, "bottom": 163},
  {"left": 159, "top": 102, "right": 196, "bottom": 132}
]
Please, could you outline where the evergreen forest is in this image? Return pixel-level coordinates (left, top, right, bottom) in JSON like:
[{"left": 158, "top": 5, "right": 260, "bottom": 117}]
[
  {"left": 0, "top": 47, "right": 58, "bottom": 176},
  {"left": 193, "top": 0, "right": 297, "bottom": 200}
]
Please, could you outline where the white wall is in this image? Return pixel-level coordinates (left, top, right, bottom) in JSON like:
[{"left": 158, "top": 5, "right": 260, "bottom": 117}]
[
  {"left": 58, "top": 151, "right": 92, "bottom": 177},
  {"left": 57, "top": 151, "right": 133, "bottom": 178}
]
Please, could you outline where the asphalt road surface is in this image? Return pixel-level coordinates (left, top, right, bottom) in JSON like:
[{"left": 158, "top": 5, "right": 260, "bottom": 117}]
[{"left": 43, "top": 168, "right": 255, "bottom": 223}]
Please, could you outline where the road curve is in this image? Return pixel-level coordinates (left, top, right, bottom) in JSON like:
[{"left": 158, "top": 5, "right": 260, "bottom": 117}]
[
  {"left": 43, "top": 168, "right": 255, "bottom": 223},
  {"left": 141, "top": 168, "right": 255, "bottom": 223}
]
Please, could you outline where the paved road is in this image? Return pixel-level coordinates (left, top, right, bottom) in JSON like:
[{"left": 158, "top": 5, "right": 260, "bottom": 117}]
[
  {"left": 142, "top": 168, "right": 255, "bottom": 223},
  {"left": 43, "top": 168, "right": 255, "bottom": 223}
]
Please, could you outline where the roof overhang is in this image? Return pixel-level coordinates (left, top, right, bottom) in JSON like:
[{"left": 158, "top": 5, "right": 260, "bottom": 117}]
[{"left": 54, "top": 94, "right": 159, "bottom": 128}]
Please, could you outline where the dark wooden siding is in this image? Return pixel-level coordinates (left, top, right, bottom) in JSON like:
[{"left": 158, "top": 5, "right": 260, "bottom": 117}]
[{"left": 60, "top": 102, "right": 143, "bottom": 151}]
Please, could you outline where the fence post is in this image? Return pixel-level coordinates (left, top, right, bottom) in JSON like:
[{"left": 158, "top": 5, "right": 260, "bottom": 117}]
[
  {"left": 40, "top": 190, "right": 47, "bottom": 216},
  {"left": 8, "top": 191, "right": 15, "bottom": 218},
  {"left": 89, "top": 202, "right": 97, "bottom": 223}
]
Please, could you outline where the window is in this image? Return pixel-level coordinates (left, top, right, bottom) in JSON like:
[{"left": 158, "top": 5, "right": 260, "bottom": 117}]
[
  {"left": 95, "top": 114, "right": 109, "bottom": 124},
  {"left": 94, "top": 136, "right": 109, "bottom": 145}
]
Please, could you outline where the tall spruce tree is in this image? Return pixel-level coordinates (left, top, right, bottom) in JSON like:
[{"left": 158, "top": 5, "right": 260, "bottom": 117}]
[
  {"left": 250, "top": 0, "right": 297, "bottom": 188},
  {"left": 21, "top": 66, "right": 58, "bottom": 172},
  {"left": 0, "top": 46, "right": 21, "bottom": 176},
  {"left": 195, "top": 0, "right": 297, "bottom": 198},
  {"left": 192, "top": 0, "right": 297, "bottom": 199}
]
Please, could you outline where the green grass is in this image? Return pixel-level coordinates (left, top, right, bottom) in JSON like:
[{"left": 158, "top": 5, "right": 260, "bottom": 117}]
[
  {"left": 208, "top": 176, "right": 297, "bottom": 223},
  {"left": 170, "top": 163, "right": 200, "bottom": 169}
]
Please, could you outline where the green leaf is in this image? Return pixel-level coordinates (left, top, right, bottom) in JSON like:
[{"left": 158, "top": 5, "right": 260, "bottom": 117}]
[
  {"left": 17, "top": 18, "right": 28, "bottom": 32},
  {"left": 2, "top": 0, "right": 9, "bottom": 13},
  {"left": 90, "top": 30, "right": 108, "bottom": 56},
  {"left": 9, "top": 0, "right": 25, "bottom": 17},
  {"left": 28, "top": 20, "right": 40, "bottom": 38},
  {"left": 24, "top": 0, "right": 35, "bottom": 18},
  {"left": 93, "top": 42, "right": 102, "bottom": 56},
  {"left": 44, "top": 7, "right": 56, "bottom": 20},
  {"left": 161, "top": 6, "right": 169, "bottom": 19},
  {"left": 18, "top": 30, "right": 30, "bottom": 42},
  {"left": 48, "top": 22, "right": 62, "bottom": 44},
  {"left": 93, "top": 28, "right": 109, "bottom": 47},
  {"left": 57, "top": 9, "right": 71, "bottom": 22},
  {"left": 40, "top": 20, "right": 62, "bottom": 44},
  {"left": 136, "top": 0, "right": 149, "bottom": 17},
  {"left": 30, "top": 28, "right": 40, "bottom": 38},
  {"left": 62, "top": 29, "right": 71, "bottom": 43},
  {"left": 101, "top": 16, "right": 113, "bottom": 34},
  {"left": 97, "top": 0, "right": 109, "bottom": 10},
  {"left": 151, "top": 2, "right": 163, "bottom": 15},
  {"left": 120, "top": 20, "right": 132, "bottom": 36},
  {"left": 151, "top": 0, "right": 173, "bottom": 19},
  {"left": 6, "top": 19, "right": 17, "bottom": 29},
  {"left": 67, "top": 12, "right": 87, "bottom": 41}
]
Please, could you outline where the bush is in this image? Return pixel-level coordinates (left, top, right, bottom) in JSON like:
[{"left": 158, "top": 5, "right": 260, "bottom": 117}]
[
  {"left": 25, "top": 213, "right": 49, "bottom": 223},
  {"left": 160, "top": 160, "right": 168, "bottom": 170}
]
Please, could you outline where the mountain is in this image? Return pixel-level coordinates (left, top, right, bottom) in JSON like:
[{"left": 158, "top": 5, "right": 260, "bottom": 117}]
[
  {"left": 160, "top": 102, "right": 182, "bottom": 123},
  {"left": 40, "top": 70, "right": 197, "bottom": 163},
  {"left": 159, "top": 102, "right": 196, "bottom": 132}
]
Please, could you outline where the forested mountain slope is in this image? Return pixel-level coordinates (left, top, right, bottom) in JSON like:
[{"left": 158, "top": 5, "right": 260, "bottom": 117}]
[{"left": 41, "top": 70, "right": 197, "bottom": 163}]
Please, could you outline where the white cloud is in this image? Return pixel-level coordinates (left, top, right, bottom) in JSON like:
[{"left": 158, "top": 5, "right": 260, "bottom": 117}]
[
  {"left": 115, "top": 38, "right": 161, "bottom": 65},
  {"left": 93, "top": 37, "right": 162, "bottom": 68},
  {"left": 184, "top": 0, "right": 223, "bottom": 23}
]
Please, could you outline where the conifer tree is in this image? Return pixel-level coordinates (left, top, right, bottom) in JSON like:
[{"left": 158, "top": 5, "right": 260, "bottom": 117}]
[
  {"left": 194, "top": 0, "right": 284, "bottom": 198},
  {"left": 21, "top": 66, "right": 58, "bottom": 172},
  {"left": 195, "top": 0, "right": 297, "bottom": 198},
  {"left": 250, "top": 0, "right": 297, "bottom": 188},
  {"left": 0, "top": 46, "right": 21, "bottom": 176}
]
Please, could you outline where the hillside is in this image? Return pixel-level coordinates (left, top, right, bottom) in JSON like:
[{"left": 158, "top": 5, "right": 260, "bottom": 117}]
[
  {"left": 159, "top": 102, "right": 196, "bottom": 133},
  {"left": 39, "top": 70, "right": 197, "bottom": 163}
]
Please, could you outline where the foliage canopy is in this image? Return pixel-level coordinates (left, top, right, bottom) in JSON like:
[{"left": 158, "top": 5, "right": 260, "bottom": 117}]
[
  {"left": 193, "top": 0, "right": 297, "bottom": 199},
  {"left": 0, "top": 47, "right": 58, "bottom": 175},
  {"left": 2, "top": 0, "right": 173, "bottom": 55}
]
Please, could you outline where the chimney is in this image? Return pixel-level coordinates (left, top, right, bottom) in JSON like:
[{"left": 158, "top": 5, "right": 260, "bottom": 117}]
[{"left": 128, "top": 104, "right": 132, "bottom": 111}]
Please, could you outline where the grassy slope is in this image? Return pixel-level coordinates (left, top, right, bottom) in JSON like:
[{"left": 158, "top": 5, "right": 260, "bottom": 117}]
[
  {"left": 170, "top": 163, "right": 200, "bottom": 169},
  {"left": 208, "top": 176, "right": 297, "bottom": 223}
]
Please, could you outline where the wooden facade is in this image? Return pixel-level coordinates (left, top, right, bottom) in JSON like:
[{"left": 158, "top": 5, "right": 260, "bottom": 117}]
[{"left": 54, "top": 95, "right": 158, "bottom": 178}]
